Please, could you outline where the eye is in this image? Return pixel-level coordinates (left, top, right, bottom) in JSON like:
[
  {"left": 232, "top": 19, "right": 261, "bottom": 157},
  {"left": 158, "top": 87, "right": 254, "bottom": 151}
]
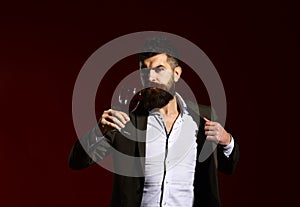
[{"left": 153, "top": 67, "right": 164, "bottom": 73}]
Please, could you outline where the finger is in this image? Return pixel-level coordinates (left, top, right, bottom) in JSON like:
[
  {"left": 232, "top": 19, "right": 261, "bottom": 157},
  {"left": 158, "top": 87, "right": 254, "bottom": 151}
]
[
  {"left": 104, "top": 109, "right": 113, "bottom": 115},
  {"left": 205, "top": 121, "right": 218, "bottom": 127},
  {"left": 102, "top": 118, "right": 122, "bottom": 130},
  {"left": 107, "top": 115, "right": 126, "bottom": 128},
  {"left": 101, "top": 111, "right": 112, "bottom": 123},
  {"left": 205, "top": 130, "right": 217, "bottom": 136},
  {"left": 204, "top": 125, "right": 217, "bottom": 131},
  {"left": 119, "top": 111, "right": 130, "bottom": 122},
  {"left": 102, "top": 111, "right": 125, "bottom": 128},
  {"left": 203, "top": 117, "right": 210, "bottom": 122},
  {"left": 111, "top": 110, "right": 129, "bottom": 125},
  {"left": 204, "top": 125, "right": 212, "bottom": 131},
  {"left": 100, "top": 113, "right": 112, "bottom": 125},
  {"left": 105, "top": 109, "right": 130, "bottom": 122},
  {"left": 203, "top": 117, "right": 217, "bottom": 127}
]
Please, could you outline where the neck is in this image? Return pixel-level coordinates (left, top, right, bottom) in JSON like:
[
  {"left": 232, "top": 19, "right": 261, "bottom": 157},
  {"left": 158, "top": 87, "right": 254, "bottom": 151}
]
[{"left": 159, "top": 96, "right": 178, "bottom": 116}]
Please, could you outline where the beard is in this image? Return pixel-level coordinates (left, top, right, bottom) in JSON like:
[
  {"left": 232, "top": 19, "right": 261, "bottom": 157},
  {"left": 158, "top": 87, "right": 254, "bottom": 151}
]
[{"left": 140, "top": 81, "right": 175, "bottom": 111}]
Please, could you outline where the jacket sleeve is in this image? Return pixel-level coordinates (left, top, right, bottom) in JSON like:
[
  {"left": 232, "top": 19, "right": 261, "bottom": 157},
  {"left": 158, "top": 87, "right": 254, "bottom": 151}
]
[
  {"left": 195, "top": 102, "right": 240, "bottom": 174},
  {"left": 211, "top": 107, "right": 240, "bottom": 174},
  {"left": 217, "top": 141, "right": 240, "bottom": 174},
  {"left": 68, "top": 126, "right": 113, "bottom": 170}
]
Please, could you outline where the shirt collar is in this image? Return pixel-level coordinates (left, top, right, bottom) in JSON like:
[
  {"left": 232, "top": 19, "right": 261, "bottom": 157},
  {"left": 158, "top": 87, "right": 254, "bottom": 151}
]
[{"left": 175, "top": 93, "right": 189, "bottom": 117}]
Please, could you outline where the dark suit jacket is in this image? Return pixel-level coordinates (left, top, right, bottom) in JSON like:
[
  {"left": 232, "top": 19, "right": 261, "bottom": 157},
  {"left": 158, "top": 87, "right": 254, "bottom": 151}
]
[{"left": 69, "top": 102, "right": 239, "bottom": 207}]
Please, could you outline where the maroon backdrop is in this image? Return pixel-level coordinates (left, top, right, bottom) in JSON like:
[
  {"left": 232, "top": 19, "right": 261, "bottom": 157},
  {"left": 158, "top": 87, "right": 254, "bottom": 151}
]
[{"left": 1, "top": 0, "right": 298, "bottom": 206}]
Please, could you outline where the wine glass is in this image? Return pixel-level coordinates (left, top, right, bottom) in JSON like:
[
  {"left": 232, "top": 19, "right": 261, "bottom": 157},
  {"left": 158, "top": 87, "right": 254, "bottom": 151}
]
[{"left": 113, "top": 86, "right": 139, "bottom": 113}]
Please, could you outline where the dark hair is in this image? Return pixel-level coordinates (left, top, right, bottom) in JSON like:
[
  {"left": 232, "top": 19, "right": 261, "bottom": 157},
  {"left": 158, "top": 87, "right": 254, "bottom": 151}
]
[
  {"left": 138, "top": 36, "right": 179, "bottom": 69},
  {"left": 138, "top": 52, "right": 179, "bottom": 69}
]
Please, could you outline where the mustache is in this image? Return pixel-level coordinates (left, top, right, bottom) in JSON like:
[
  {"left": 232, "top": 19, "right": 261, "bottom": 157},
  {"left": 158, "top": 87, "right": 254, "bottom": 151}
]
[
  {"left": 145, "top": 82, "right": 164, "bottom": 88},
  {"left": 144, "top": 82, "right": 170, "bottom": 92}
]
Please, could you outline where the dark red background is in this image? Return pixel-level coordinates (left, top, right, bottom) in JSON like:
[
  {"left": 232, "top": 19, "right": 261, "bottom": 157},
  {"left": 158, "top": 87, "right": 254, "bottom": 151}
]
[{"left": 1, "top": 0, "right": 298, "bottom": 206}]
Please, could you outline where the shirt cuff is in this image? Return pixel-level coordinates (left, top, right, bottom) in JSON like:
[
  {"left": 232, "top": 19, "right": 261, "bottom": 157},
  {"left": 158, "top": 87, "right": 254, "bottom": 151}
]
[{"left": 223, "top": 136, "right": 234, "bottom": 157}]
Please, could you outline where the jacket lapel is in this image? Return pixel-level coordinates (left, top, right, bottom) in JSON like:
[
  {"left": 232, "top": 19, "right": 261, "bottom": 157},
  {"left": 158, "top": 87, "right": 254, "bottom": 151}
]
[{"left": 130, "top": 111, "right": 148, "bottom": 175}]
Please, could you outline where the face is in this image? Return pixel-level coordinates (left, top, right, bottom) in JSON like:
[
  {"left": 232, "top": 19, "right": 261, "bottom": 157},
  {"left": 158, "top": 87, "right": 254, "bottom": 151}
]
[{"left": 139, "top": 53, "right": 182, "bottom": 110}]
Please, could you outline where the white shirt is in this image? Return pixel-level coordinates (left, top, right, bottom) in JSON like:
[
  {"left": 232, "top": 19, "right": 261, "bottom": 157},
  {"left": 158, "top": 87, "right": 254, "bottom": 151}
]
[
  {"left": 140, "top": 94, "right": 234, "bottom": 207},
  {"left": 141, "top": 94, "right": 198, "bottom": 207}
]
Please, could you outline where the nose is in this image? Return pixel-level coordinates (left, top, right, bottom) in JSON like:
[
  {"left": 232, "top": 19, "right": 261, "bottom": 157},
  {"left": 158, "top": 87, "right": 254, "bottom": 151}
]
[{"left": 148, "top": 69, "right": 158, "bottom": 83}]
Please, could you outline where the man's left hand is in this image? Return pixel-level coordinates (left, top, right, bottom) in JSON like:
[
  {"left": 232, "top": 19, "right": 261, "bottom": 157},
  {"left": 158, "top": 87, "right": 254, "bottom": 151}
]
[{"left": 203, "top": 117, "right": 231, "bottom": 146}]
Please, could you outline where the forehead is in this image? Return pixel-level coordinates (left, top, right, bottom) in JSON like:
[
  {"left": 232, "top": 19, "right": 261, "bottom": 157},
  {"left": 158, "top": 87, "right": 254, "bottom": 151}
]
[{"left": 143, "top": 53, "right": 168, "bottom": 67}]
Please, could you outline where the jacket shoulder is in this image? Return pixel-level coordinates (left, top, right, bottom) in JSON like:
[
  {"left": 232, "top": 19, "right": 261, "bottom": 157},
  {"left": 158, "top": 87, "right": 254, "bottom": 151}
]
[{"left": 185, "top": 100, "right": 218, "bottom": 121}]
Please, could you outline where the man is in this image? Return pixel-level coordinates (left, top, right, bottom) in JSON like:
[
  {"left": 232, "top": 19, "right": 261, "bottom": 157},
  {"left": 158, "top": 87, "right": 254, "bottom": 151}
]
[{"left": 69, "top": 47, "right": 239, "bottom": 207}]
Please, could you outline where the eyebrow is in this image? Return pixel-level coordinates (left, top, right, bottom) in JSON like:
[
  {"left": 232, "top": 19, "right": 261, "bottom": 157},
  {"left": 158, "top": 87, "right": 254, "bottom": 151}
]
[
  {"left": 142, "top": 64, "right": 165, "bottom": 69},
  {"left": 155, "top": 64, "right": 165, "bottom": 68}
]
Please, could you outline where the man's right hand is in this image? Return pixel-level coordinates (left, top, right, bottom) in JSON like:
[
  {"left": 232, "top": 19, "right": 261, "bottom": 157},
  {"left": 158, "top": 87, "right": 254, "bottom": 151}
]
[{"left": 99, "top": 109, "right": 130, "bottom": 134}]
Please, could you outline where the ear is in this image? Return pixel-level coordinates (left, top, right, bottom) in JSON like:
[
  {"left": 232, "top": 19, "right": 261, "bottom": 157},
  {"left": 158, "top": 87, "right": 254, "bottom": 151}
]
[{"left": 173, "top": 66, "right": 182, "bottom": 82}]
